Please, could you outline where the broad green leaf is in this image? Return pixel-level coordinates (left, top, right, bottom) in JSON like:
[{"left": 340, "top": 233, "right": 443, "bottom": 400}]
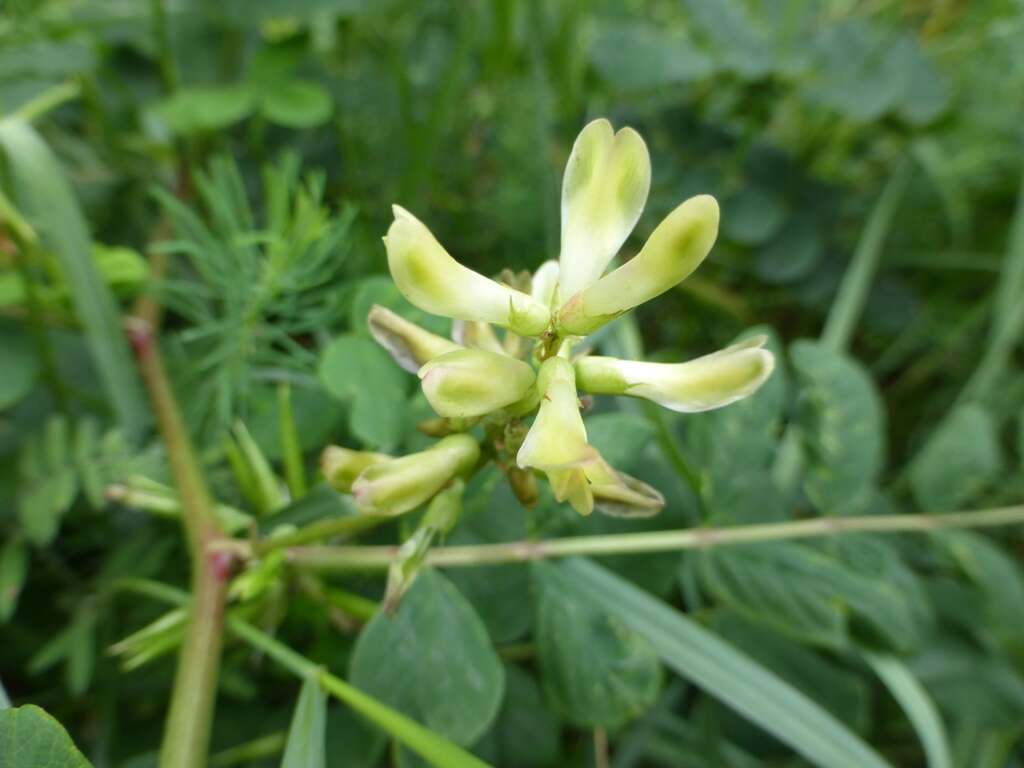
[
  {"left": 445, "top": 472, "right": 533, "bottom": 643},
  {"left": 700, "top": 536, "right": 929, "bottom": 652},
  {"left": 150, "top": 84, "right": 255, "bottom": 134},
  {"left": 474, "top": 665, "right": 560, "bottom": 768},
  {"left": 934, "top": 531, "right": 1024, "bottom": 653},
  {"left": 910, "top": 403, "right": 1002, "bottom": 512},
  {"left": 584, "top": 411, "right": 657, "bottom": 470},
  {"left": 679, "top": 0, "right": 774, "bottom": 78},
  {"left": 0, "top": 324, "right": 38, "bottom": 410},
  {"left": 722, "top": 188, "right": 787, "bottom": 246},
  {"left": 0, "top": 704, "right": 92, "bottom": 768},
  {"left": 791, "top": 340, "right": 884, "bottom": 514},
  {"left": 590, "top": 22, "right": 713, "bottom": 90},
  {"left": 349, "top": 569, "right": 504, "bottom": 745},
  {"left": 0, "top": 538, "right": 28, "bottom": 622},
  {"left": 755, "top": 217, "right": 823, "bottom": 284},
  {"left": 282, "top": 675, "right": 327, "bottom": 768},
  {"left": 260, "top": 80, "right": 333, "bottom": 129},
  {"left": 319, "top": 334, "right": 408, "bottom": 450},
  {"left": 533, "top": 562, "right": 661, "bottom": 728},
  {"left": 865, "top": 653, "right": 952, "bottom": 768},
  {"left": 547, "top": 558, "right": 891, "bottom": 768},
  {"left": 0, "top": 119, "right": 148, "bottom": 441},
  {"left": 911, "top": 640, "right": 1024, "bottom": 728},
  {"left": 348, "top": 275, "right": 450, "bottom": 338},
  {"left": 710, "top": 611, "right": 869, "bottom": 731}
]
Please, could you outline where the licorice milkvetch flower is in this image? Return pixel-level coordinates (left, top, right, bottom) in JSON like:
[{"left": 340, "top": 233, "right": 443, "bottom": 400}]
[{"left": 328, "top": 117, "right": 773, "bottom": 519}]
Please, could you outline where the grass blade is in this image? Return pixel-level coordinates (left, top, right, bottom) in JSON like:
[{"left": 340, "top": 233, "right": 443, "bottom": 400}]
[
  {"left": 281, "top": 674, "right": 326, "bottom": 768},
  {"left": 864, "top": 652, "right": 952, "bottom": 768},
  {"left": 547, "top": 558, "right": 892, "bottom": 768},
  {"left": 0, "top": 118, "right": 148, "bottom": 440}
]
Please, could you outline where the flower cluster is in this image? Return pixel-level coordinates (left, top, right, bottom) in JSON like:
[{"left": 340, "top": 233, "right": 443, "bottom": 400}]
[{"left": 324, "top": 119, "right": 774, "bottom": 518}]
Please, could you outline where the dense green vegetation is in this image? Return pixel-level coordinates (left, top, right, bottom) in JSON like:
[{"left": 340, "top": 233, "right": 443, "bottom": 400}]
[{"left": 2, "top": 2, "right": 1024, "bottom": 767}]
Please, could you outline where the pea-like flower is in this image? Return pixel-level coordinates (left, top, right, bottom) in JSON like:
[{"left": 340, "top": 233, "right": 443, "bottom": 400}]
[{"left": 330, "top": 118, "right": 774, "bottom": 519}]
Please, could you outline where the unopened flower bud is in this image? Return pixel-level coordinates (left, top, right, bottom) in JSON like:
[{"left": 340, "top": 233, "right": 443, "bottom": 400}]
[
  {"left": 352, "top": 434, "right": 479, "bottom": 516},
  {"left": 452, "top": 319, "right": 505, "bottom": 354},
  {"left": 368, "top": 304, "right": 460, "bottom": 373},
  {"left": 385, "top": 205, "right": 550, "bottom": 336},
  {"left": 321, "top": 446, "right": 391, "bottom": 493},
  {"left": 574, "top": 335, "right": 774, "bottom": 412},
  {"left": 558, "top": 194, "right": 719, "bottom": 335},
  {"left": 559, "top": 119, "right": 651, "bottom": 300},
  {"left": 418, "top": 348, "right": 536, "bottom": 419}
]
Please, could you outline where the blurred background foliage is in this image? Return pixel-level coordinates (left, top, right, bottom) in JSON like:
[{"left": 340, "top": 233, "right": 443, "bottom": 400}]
[{"left": 2, "top": 0, "right": 1024, "bottom": 766}]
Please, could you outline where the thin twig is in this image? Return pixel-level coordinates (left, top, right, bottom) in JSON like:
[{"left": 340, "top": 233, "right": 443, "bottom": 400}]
[{"left": 282, "top": 504, "right": 1024, "bottom": 571}]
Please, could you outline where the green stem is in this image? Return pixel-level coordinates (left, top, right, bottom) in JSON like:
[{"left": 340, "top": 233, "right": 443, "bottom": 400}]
[
  {"left": 821, "top": 160, "right": 911, "bottom": 353},
  {"left": 255, "top": 513, "right": 385, "bottom": 556},
  {"left": 210, "top": 733, "right": 286, "bottom": 768},
  {"left": 283, "top": 504, "right": 1024, "bottom": 570},
  {"left": 131, "top": 319, "right": 228, "bottom": 768}
]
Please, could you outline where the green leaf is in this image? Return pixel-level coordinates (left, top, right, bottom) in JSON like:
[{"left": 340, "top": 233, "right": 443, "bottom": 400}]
[
  {"left": 319, "top": 334, "right": 408, "bottom": 450},
  {"left": 349, "top": 569, "right": 504, "bottom": 745},
  {"left": 790, "top": 340, "right": 885, "bottom": 514},
  {"left": 934, "top": 531, "right": 1024, "bottom": 653},
  {"left": 282, "top": 675, "right": 327, "bottom": 768},
  {"left": 348, "top": 275, "right": 450, "bottom": 338},
  {"left": 445, "top": 472, "right": 533, "bottom": 643},
  {"left": 533, "top": 562, "right": 661, "bottom": 728},
  {"left": 150, "top": 84, "right": 255, "bottom": 134},
  {"left": 66, "top": 605, "right": 96, "bottom": 697},
  {"left": 710, "top": 611, "right": 869, "bottom": 730},
  {"left": 910, "top": 403, "right": 1002, "bottom": 512},
  {"left": 547, "top": 558, "right": 892, "bottom": 768},
  {"left": 325, "top": 703, "right": 386, "bottom": 768},
  {"left": 0, "top": 119, "right": 148, "bottom": 441},
  {"left": 679, "top": 0, "right": 774, "bottom": 79},
  {"left": 0, "top": 323, "right": 38, "bottom": 410},
  {"left": 260, "top": 80, "right": 333, "bottom": 129},
  {"left": 0, "top": 704, "right": 93, "bottom": 768},
  {"left": 0, "top": 538, "right": 28, "bottom": 623},
  {"left": 722, "top": 188, "right": 787, "bottom": 246},
  {"left": 475, "top": 665, "right": 561, "bottom": 768},
  {"left": 700, "top": 536, "right": 929, "bottom": 652},
  {"left": 0, "top": 677, "right": 9, "bottom": 709},
  {"left": 754, "top": 217, "right": 823, "bottom": 284},
  {"left": 18, "top": 416, "right": 78, "bottom": 546},
  {"left": 590, "top": 22, "right": 714, "bottom": 90},
  {"left": 864, "top": 653, "right": 952, "bottom": 768}
]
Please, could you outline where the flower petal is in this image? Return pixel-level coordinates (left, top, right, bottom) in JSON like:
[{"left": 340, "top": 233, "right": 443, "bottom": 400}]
[
  {"left": 575, "top": 338, "right": 773, "bottom": 413},
  {"left": 531, "top": 259, "right": 560, "bottom": 310},
  {"left": 559, "top": 119, "right": 651, "bottom": 300},
  {"left": 516, "top": 357, "right": 592, "bottom": 470},
  {"left": 558, "top": 194, "right": 719, "bottom": 335},
  {"left": 418, "top": 348, "right": 537, "bottom": 418},
  {"left": 385, "top": 205, "right": 550, "bottom": 335},
  {"left": 368, "top": 304, "right": 461, "bottom": 373}
]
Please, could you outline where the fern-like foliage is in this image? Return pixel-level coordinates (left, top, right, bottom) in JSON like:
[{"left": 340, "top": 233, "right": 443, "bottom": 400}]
[{"left": 153, "top": 154, "right": 355, "bottom": 437}]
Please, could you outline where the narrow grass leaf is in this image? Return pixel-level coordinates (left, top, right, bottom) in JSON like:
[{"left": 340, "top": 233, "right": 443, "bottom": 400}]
[
  {"left": 281, "top": 674, "right": 326, "bottom": 768},
  {"left": 0, "top": 119, "right": 147, "bottom": 440},
  {"left": 865, "top": 653, "right": 952, "bottom": 768}
]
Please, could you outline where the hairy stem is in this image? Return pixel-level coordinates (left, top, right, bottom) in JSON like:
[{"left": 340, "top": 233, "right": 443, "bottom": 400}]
[
  {"left": 131, "top": 318, "right": 228, "bottom": 768},
  {"left": 281, "top": 504, "right": 1024, "bottom": 570}
]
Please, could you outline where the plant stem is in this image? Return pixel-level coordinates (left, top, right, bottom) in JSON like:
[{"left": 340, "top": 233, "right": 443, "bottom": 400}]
[
  {"left": 277, "top": 382, "right": 307, "bottom": 499},
  {"left": 254, "top": 513, "right": 385, "bottom": 556},
  {"left": 131, "top": 318, "right": 228, "bottom": 768},
  {"left": 821, "top": 160, "right": 911, "bottom": 353},
  {"left": 284, "top": 504, "right": 1024, "bottom": 570}
]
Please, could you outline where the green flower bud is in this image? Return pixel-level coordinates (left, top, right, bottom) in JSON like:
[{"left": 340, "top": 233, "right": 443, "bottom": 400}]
[
  {"left": 321, "top": 446, "right": 391, "bottom": 493},
  {"left": 352, "top": 434, "right": 479, "bottom": 516},
  {"left": 385, "top": 205, "right": 550, "bottom": 336},
  {"left": 558, "top": 194, "right": 719, "bottom": 335},
  {"left": 559, "top": 119, "right": 651, "bottom": 300},
  {"left": 418, "top": 348, "right": 537, "bottom": 418},
  {"left": 367, "top": 304, "right": 460, "bottom": 373},
  {"left": 574, "top": 335, "right": 774, "bottom": 412}
]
